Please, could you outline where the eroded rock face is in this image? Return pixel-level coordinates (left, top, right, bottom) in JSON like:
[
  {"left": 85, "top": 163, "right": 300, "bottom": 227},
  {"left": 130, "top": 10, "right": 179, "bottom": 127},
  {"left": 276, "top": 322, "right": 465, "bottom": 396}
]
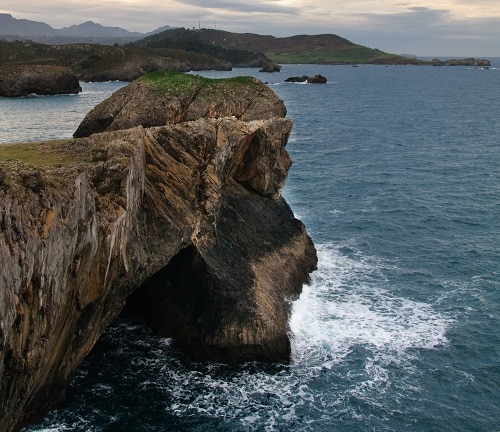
[
  {"left": 74, "top": 71, "right": 286, "bottom": 138},
  {"left": 0, "top": 116, "right": 316, "bottom": 431},
  {"left": 0, "top": 65, "right": 82, "bottom": 97}
]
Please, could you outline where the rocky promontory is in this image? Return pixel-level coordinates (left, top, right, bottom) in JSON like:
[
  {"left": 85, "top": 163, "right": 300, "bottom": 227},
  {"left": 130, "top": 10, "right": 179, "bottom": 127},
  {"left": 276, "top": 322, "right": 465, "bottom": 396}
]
[
  {"left": 74, "top": 71, "right": 286, "bottom": 138},
  {"left": 0, "top": 73, "right": 317, "bottom": 432},
  {"left": 0, "top": 64, "right": 81, "bottom": 97}
]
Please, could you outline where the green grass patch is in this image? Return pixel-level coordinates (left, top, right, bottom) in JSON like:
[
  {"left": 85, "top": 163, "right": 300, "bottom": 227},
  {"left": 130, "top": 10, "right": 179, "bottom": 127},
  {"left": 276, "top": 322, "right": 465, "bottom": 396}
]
[
  {"left": 140, "top": 70, "right": 256, "bottom": 94},
  {"left": 140, "top": 70, "right": 205, "bottom": 91},
  {"left": 267, "top": 47, "right": 399, "bottom": 64},
  {"left": 0, "top": 140, "right": 76, "bottom": 166}
]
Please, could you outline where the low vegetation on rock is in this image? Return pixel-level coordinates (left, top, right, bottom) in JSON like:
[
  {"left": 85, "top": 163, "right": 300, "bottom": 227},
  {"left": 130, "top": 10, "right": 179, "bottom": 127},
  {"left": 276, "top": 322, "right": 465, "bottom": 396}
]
[
  {"left": 0, "top": 40, "right": 232, "bottom": 82},
  {"left": 0, "top": 64, "right": 81, "bottom": 96},
  {"left": 0, "top": 74, "right": 317, "bottom": 432},
  {"left": 1, "top": 28, "right": 490, "bottom": 87},
  {"left": 74, "top": 71, "right": 286, "bottom": 137}
]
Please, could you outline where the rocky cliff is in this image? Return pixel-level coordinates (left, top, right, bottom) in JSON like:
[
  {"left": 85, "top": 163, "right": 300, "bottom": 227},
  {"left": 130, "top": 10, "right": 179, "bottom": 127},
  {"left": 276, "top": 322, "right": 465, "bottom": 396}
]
[
  {"left": 0, "top": 65, "right": 81, "bottom": 97},
  {"left": 74, "top": 71, "right": 285, "bottom": 138},
  {"left": 0, "top": 74, "right": 316, "bottom": 432}
]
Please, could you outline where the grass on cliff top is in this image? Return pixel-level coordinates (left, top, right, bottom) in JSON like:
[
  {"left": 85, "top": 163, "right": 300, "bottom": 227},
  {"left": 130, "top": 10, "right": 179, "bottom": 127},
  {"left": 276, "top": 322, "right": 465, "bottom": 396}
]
[
  {"left": 140, "top": 70, "right": 256, "bottom": 93},
  {"left": 0, "top": 140, "right": 76, "bottom": 166},
  {"left": 266, "top": 46, "right": 401, "bottom": 64}
]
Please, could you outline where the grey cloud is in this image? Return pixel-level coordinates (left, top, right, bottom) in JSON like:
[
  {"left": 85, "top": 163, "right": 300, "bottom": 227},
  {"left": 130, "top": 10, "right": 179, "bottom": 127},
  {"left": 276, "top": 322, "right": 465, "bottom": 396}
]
[
  {"left": 356, "top": 7, "right": 452, "bottom": 29},
  {"left": 2, "top": 1, "right": 499, "bottom": 57},
  {"left": 330, "top": 6, "right": 500, "bottom": 56},
  {"left": 174, "top": 0, "right": 299, "bottom": 15}
]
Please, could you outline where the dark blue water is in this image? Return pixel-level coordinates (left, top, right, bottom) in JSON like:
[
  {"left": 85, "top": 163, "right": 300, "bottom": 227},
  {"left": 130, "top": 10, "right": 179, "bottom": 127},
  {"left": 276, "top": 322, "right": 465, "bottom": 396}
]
[{"left": 2, "top": 62, "right": 499, "bottom": 432}]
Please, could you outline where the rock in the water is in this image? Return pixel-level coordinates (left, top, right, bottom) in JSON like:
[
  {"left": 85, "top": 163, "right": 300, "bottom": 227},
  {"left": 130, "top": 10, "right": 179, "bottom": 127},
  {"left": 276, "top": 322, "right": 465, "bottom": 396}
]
[
  {"left": 74, "top": 71, "right": 286, "bottom": 138},
  {"left": 0, "top": 112, "right": 316, "bottom": 431},
  {"left": 285, "top": 74, "right": 327, "bottom": 84},
  {"left": 259, "top": 62, "right": 282, "bottom": 72},
  {"left": 430, "top": 57, "right": 491, "bottom": 66},
  {"left": 0, "top": 65, "right": 82, "bottom": 97}
]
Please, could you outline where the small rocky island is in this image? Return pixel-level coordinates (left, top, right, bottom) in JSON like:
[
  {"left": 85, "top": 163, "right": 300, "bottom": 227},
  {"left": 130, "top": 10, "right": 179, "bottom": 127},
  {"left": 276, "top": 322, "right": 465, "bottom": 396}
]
[
  {"left": 0, "top": 72, "right": 317, "bottom": 432},
  {"left": 285, "top": 74, "right": 328, "bottom": 84},
  {"left": 430, "top": 58, "right": 491, "bottom": 66},
  {"left": 0, "top": 64, "right": 82, "bottom": 97}
]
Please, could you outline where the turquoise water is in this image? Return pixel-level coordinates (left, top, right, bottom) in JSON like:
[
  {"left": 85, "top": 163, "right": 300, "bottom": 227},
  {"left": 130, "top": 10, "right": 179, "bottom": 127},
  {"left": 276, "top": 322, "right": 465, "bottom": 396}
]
[{"left": 2, "top": 62, "right": 499, "bottom": 431}]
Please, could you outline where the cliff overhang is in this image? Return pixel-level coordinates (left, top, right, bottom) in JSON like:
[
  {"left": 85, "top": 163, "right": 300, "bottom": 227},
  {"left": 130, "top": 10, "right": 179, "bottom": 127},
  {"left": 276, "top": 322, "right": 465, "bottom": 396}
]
[{"left": 0, "top": 73, "right": 317, "bottom": 431}]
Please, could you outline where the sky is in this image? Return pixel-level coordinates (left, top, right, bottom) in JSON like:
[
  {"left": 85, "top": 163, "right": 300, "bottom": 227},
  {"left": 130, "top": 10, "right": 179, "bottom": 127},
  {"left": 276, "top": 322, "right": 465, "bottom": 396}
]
[{"left": 1, "top": 0, "right": 499, "bottom": 57}]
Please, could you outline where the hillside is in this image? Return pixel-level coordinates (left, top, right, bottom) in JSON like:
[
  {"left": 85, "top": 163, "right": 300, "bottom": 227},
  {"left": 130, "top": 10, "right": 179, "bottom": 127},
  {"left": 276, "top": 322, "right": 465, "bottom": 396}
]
[
  {"left": 1, "top": 13, "right": 421, "bottom": 65},
  {"left": 137, "top": 28, "right": 280, "bottom": 68},
  {"left": 0, "top": 40, "right": 233, "bottom": 81},
  {"left": 139, "top": 28, "right": 419, "bottom": 65}
]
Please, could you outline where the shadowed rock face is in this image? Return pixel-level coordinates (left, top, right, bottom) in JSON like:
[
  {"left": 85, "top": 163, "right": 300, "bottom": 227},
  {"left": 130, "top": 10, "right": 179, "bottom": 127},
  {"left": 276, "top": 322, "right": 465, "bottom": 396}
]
[
  {"left": 0, "top": 72, "right": 316, "bottom": 432},
  {"left": 0, "top": 65, "right": 82, "bottom": 97},
  {"left": 0, "top": 117, "right": 316, "bottom": 431}
]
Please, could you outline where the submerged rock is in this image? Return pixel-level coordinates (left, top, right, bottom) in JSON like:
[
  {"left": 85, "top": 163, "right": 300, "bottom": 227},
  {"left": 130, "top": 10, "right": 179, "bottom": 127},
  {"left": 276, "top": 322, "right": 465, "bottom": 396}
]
[
  {"left": 0, "top": 64, "right": 82, "bottom": 97},
  {"left": 0, "top": 73, "right": 316, "bottom": 432}
]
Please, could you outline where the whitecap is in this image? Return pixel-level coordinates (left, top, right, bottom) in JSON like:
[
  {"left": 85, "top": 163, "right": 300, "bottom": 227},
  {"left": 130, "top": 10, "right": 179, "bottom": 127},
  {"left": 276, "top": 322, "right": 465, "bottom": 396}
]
[{"left": 290, "top": 242, "right": 452, "bottom": 383}]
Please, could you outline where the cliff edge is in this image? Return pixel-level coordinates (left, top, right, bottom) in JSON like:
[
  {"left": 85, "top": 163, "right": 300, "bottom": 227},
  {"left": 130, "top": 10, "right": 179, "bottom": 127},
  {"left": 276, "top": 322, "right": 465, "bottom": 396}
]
[
  {"left": 0, "top": 73, "right": 316, "bottom": 431},
  {"left": 74, "top": 71, "right": 286, "bottom": 138},
  {"left": 0, "top": 65, "right": 82, "bottom": 97}
]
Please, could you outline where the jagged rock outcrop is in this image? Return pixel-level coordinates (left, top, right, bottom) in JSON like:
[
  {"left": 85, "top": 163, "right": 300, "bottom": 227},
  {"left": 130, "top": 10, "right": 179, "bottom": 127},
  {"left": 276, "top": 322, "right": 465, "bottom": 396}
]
[
  {"left": 0, "top": 65, "right": 82, "bottom": 97},
  {"left": 285, "top": 74, "right": 327, "bottom": 84},
  {"left": 74, "top": 71, "right": 286, "bottom": 138},
  {"left": 0, "top": 74, "right": 316, "bottom": 432}
]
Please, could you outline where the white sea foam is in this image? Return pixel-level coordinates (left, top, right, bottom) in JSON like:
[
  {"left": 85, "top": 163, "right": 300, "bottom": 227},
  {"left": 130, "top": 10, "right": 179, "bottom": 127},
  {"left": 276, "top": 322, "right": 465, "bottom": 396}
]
[
  {"left": 154, "top": 242, "right": 453, "bottom": 430},
  {"left": 24, "top": 242, "right": 456, "bottom": 432},
  {"left": 290, "top": 242, "right": 452, "bottom": 380}
]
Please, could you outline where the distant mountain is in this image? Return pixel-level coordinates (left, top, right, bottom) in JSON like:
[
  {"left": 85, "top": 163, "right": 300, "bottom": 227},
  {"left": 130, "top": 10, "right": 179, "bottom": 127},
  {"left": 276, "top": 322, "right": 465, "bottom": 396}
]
[
  {"left": 145, "top": 25, "right": 176, "bottom": 37},
  {"left": 0, "top": 13, "right": 56, "bottom": 37},
  {"left": 0, "top": 13, "right": 174, "bottom": 44},
  {"left": 57, "top": 21, "right": 144, "bottom": 38}
]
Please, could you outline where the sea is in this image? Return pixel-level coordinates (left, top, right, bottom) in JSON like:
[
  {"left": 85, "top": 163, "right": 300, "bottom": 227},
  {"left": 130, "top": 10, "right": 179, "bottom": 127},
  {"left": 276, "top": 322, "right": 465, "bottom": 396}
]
[{"left": 1, "top": 61, "right": 499, "bottom": 432}]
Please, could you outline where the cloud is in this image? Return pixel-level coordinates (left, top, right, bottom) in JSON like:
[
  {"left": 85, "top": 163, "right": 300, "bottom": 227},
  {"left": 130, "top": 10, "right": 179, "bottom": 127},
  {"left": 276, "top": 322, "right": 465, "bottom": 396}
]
[
  {"left": 327, "top": 6, "right": 500, "bottom": 56},
  {"left": 173, "top": 0, "right": 300, "bottom": 15},
  {"left": 334, "top": 6, "right": 451, "bottom": 30},
  {"left": 1, "top": 1, "right": 499, "bottom": 56}
]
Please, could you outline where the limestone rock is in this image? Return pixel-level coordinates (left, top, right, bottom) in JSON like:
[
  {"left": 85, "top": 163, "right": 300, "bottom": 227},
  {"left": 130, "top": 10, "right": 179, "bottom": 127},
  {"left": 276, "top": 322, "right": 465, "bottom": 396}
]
[
  {"left": 73, "top": 71, "right": 286, "bottom": 138},
  {"left": 0, "top": 65, "right": 82, "bottom": 97},
  {"left": 285, "top": 74, "right": 327, "bottom": 84},
  {"left": 0, "top": 116, "right": 316, "bottom": 431}
]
